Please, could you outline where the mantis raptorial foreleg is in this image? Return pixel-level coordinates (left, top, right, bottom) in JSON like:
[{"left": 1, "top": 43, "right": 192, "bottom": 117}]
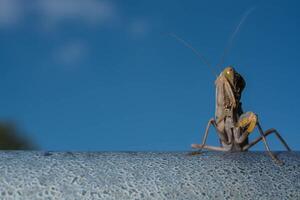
[{"left": 232, "top": 112, "right": 257, "bottom": 144}]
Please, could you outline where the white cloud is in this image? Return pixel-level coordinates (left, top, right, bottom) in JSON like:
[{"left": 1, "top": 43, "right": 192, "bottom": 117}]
[
  {"left": 37, "top": 0, "right": 117, "bottom": 26},
  {"left": 128, "top": 19, "right": 149, "bottom": 37},
  {"left": 0, "top": 0, "right": 23, "bottom": 27},
  {"left": 0, "top": 0, "right": 117, "bottom": 28},
  {"left": 54, "top": 41, "right": 88, "bottom": 67},
  {"left": 0, "top": 0, "right": 150, "bottom": 38}
]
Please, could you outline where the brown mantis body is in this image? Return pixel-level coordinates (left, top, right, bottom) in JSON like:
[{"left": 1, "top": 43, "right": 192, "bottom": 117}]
[
  {"left": 170, "top": 8, "right": 291, "bottom": 163},
  {"left": 191, "top": 66, "right": 291, "bottom": 163}
]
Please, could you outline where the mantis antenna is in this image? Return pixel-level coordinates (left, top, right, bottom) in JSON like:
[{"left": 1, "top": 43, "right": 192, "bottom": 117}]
[
  {"left": 169, "top": 7, "right": 255, "bottom": 76},
  {"left": 217, "top": 7, "right": 256, "bottom": 68},
  {"left": 169, "top": 33, "right": 218, "bottom": 77}
]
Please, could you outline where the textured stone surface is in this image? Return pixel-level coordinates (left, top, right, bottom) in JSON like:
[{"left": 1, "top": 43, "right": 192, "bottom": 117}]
[{"left": 0, "top": 151, "right": 299, "bottom": 200}]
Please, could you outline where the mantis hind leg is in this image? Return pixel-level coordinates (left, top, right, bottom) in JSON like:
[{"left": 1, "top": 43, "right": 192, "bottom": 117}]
[
  {"left": 255, "top": 122, "right": 284, "bottom": 164},
  {"left": 243, "top": 128, "right": 291, "bottom": 151},
  {"left": 236, "top": 113, "right": 286, "bottom": 164},
  {"left": 191, "top": 144, "right": 228, "bottom": 152},
  {"left": 190, "top": 118, "right": 227, "bottom": 155}
]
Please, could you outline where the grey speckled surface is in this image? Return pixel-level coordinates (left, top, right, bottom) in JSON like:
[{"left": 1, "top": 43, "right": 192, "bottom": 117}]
[{"left": 0, "top": 151, "right": 299, "bottom": 200}]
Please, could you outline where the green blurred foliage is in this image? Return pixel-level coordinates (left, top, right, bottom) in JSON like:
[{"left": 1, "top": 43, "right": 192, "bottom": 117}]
[{"left": 0, "top": 122, "right": 37, "bottom": 150}]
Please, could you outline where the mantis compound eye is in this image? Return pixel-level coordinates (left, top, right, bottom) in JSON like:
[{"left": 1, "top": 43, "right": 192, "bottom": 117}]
[
  {"left": 223, "top": 66, "right": 235, "bottom": 83},
  {"left": 223, "top": 66, "right": 234, "bottom": 74},
  {"left": 226, "top": 67, "right": 234, "bottom": 74}
]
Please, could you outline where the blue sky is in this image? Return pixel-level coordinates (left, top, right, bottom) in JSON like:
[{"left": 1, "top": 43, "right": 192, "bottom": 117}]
[{"left": 0, "top": 0, "right": 299, "bottom": 151}]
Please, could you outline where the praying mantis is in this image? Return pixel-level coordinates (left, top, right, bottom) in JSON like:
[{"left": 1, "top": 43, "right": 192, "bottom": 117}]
[
  {"left": 170, "top": 8, "right": 291, "bottom": 164},
  {"left": 191, "top": 66, "right": 291, "bottom": 164}
]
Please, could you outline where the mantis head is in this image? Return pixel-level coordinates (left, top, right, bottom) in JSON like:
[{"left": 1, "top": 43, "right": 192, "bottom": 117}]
[
  {"left": 223, "top": 66, "right": 236, "bottom": 85},
  {"left": 222, "top": 66, "right": 246, "bottom": 99}
]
